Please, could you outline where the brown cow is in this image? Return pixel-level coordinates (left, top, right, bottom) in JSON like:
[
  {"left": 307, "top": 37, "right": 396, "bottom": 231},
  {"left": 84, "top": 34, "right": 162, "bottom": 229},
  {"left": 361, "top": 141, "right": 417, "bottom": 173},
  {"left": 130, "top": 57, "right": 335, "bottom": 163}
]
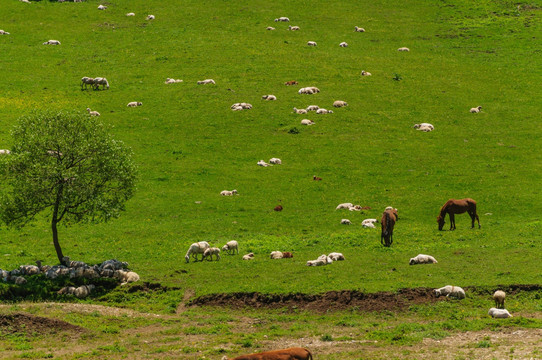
[
  {"left": 282, "top": 252, "right": 293, "bottom": 258},
  {"left": 284, "top": 81, "right": 298, "bottom": 86},
  {"left": 222, "top": 347, "right": 313, "bottom": 360},
  {"left": 381, "top": 208, "right": 398, "bottom": 247}
]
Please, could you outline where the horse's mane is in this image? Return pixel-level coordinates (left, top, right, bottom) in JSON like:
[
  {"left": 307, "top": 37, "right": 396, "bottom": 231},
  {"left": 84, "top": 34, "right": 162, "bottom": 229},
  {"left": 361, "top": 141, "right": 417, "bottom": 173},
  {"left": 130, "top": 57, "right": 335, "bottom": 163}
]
[{"left": 439, "top": 200, "right": 454, "bottom": 216}]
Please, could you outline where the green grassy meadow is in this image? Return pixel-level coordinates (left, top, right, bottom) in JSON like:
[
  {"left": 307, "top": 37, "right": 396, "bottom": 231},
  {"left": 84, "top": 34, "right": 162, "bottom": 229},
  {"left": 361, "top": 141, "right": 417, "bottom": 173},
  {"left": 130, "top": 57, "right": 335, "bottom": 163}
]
[{"left": 0, "top": 0, "right": 541, "bottom": 316}]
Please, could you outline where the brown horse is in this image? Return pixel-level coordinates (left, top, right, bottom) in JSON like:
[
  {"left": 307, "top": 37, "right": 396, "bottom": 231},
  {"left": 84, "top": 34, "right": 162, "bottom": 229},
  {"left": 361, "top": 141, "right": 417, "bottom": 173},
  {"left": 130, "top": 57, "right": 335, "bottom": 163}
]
[
  {"left": 437, "top": 198, "right": 480, "bottom": 231},
  {"left": 381, "top": 208, "right": 398, "bottom": 247}
]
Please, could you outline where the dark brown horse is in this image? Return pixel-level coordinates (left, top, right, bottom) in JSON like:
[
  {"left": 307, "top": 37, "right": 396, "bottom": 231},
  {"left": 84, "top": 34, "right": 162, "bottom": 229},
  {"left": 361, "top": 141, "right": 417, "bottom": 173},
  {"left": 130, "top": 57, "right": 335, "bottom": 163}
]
[
  {"left": 437, "top": 198, "right": 480, "bottom": 231},
  {"left": 381, "top": 208, "right": 398, "bottom": 247}
]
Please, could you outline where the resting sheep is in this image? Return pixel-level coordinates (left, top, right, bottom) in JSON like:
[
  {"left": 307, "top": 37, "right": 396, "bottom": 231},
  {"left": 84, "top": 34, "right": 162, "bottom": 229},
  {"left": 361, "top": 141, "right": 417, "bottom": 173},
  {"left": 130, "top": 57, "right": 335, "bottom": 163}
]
[
  {"left": 488, "top": 308, "right": 512, "bottom": 318},
  {"left": 328, "top": 252, "right": 345, "bottom": 261},
  {"left": 301, "top": 119, "right": 314, "bottom": 125},
  {"left": 185, "top": 241, "right": 210, "bottom": 263},
  {"left": 146, "top": 15, "right": 155, "bottom": 20},
  {"left": 257, "top": 160, "right": 271, "bottom": 167},
  {"left": 266, "top": 27, "right": 275, "bottom": 31},
  {"left": 307, "top": 41, "right": 317, "bottom": 46},
  {"left": 434, "top": 285, "right": 465, "bottom": 299},
  {"left": 74, "top": 284, "right": 95, "bottom": 298},
  {"left": 0, "top": 150, "right": 11, "bottom": 155},
  {"left": 270, "top": 251, "right": 283, "bottom": 259},
  {"left": 354, "top": 26, "right": 365, "bottom": 32},
  {"left": 414, "top": 123, "right": 434, "bottom": 132},
  {"left": 362, "top": 218, "right": 377, "bottom": 228},
  {"left": 126, "top": 13, "right": 135, "bottom": 16},
  {"left": 269, "top": 158, "right": 281, "bottom": 164},
  {"left": 262, "top": 95, "right": 277, "bottom": 101},
  {"left": 242, "top": 253, "right": 254, "bottom": 260},
  {"left": 127, "top": 101, "right": 142, "bottom": 107},
  {"left": 288, "top": 26, "right": 300, "bottom": 31},
  {"left": 340, "top": 219, "right": 351, "bottom": 225},
  {"left": 336, "top": 203, "right": 353, "bottom": 210},
  {"left": 98, "top": 5, "right": 107, "bottom": 10},
  {"left": 165, "top": 78, "right": 183, "bottom": 84},
  {"left": 220, "top": 189, "right": 238, "bottom": 196},
  {"left": 43, "top": 40, "right": 61, "bottom": 45},
  {"left": 409, "top": 254, "right": 438, "bottom": 265},
  {"left": 333, "top": 100, "right": 347, "bottom": 108},
  {"left": 398, "top": 47, "right": 410, "bottom": 51},
  {"left": 203, "top": 247, "right": 221, "bottom": 261},
  {"left": 293, "top": 107, "right": 308, "bottom": 114},
  {"left": 86, "top": 108, "right": 100, "bottom": 116},
  {"left": 339, "top": 42, "right": 348, "bottom": 47},
  {"left": 231, "top": 103, "right": 252, "bottom": 110},
  {"left": 361, "top": 70, "right": 372, "bottom": 76},
  {"left": 306, "top": 105, "right": 319, "bottom": 112},
  {"left": 197, "top": 79, "right": 215, "bottom": 85},
  {"left": 274, "top": 17, "right": 290, "bottom": 22},
  {"left": 114, "top": 270, "right": 140, "bottom": 284},
  {"left": 298, "top": 87, "right": 320, "bottom": 94},
  {"left": 222, "top": 240, "right": 239, "bottom": 255},
  {"left": 0, "top": 30, "right": 11, "bottom": 35},
  {"left": 316, "top": 108, "right": 333, "bottom": 114},
  {"left": 317, "top": 254, "right": 333, "bottom": 264},
  {"left": 493, "top": 290, "right": 506, "bottom": 309},
  {"left": 306, "top": 259, "right": 325, "bottom": 266},
  {"left": 470, "top": 106, "right": 482, "bottom": 113}
]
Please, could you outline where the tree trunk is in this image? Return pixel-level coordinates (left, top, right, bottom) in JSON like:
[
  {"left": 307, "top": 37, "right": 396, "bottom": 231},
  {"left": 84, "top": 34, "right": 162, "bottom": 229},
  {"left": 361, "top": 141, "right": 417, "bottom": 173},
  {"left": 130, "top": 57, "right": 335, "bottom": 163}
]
[{"left": 52, "top": 185, "right": 64, "bottom": 264}]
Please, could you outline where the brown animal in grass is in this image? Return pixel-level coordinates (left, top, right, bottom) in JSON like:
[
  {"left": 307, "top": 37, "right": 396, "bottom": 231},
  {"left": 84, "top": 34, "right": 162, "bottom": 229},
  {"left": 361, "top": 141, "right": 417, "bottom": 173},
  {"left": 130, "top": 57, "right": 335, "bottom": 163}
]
[
  {"left": 222, "top": 347, "right": 313, "bottom": 360},
  {"left": 437, "top": 198, "right": 480, "bottom": 231},
  {"left": 282, "top": 252, "right": 293, "bottom": 258},
  {"left": 284, "top": 81, "right": 298, "bottom": 86},
  {"left": 381, "top": 208, "right": 398, "bottom": 247},
  {"left": 274, "top": 205, "right": 283, "bottom": 211},
  {"left": 313, "top": 175, "right": 322, "bottom": 181}
]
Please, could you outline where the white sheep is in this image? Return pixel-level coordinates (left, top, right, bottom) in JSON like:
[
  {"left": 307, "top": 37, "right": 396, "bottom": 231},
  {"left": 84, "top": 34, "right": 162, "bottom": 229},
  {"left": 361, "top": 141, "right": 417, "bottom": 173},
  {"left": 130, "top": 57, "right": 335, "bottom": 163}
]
[
  {"left": 262, "top": 95, "right": 277, "bottom": 101},
  {"left": 317, "top": 254, "right": 333, "bottom": 264},
  {"left": 146, "top": 15, "right": 155, "bottom": 20},
  {"left": 222, "top": 240, "right": 239, "bottom": 255},
  {"left": 81, "top": 77, "right": 95, "bottom": 90},
  {"left": 316, "top": 108, "right": 333, "bottom": 114},
  {"left": 470, "top": 106, "right": 482, "bottom": 113},
  {"left": 298, "top": 86, "right": 320, "bottom": 94},
  {"left": 354, "top": 26, "right": 365, "bottom": 32},
  {"left": 306, "top": 105, "right": 319, "bottom": 112},
  {"left": 86, "top": 108, "right": 100, "bottom": 116},
  {"left": 274, "top": 17, "right": 290, "bottom": 22},
  {"left": 333, "top": 100, "right": 347, "bottom": 108},
  {"left": 288, "top": 26, "right": 300, "bottom": 31},
  {"left": 220, "top": 189, "right": 238, "bottom": 196},
  {"left": 269, "top": 158, "right": 281, "bottom": 164},
  {"left": 185, "top": 241, "right": 210, "bottom": 263},
  {"left": 74, "top": 284, "right": 95, "bottom": 298},
  {"left": 97, "top": 4, "right": 107, "bottom": 10},
  {"left": 488, "top": 308, "right": 512, "bottom": 318},
  {"left": 336, "top": 203, "right": 353, "bottom": 210},
  {"left": 306, "top": 259, "right": 325, "bottom": 266},
  {"left": 127, "top": 101, "right": 142, "bottom": 107},
  {"left": 0, "top": 149, "right": 11, "bottom": 155},
  {"left": 307, "top": 41, "right": 317, "bottom": 46},
  {"left": 409, "top": 254, "right": 438, "bottom": 265},
  {"left": 348, "top": 205, "right": 362, "bottom": 211},
  {"left": 231, "top": 103, "right": 252, "bottom": 110},
  {"left": 493, "top": 290, "right": 506, "bottom": 309},
  {"left": 339, "top": 42, "right": 348, "bottom": 47},
  {"left": 257, "top": 160, "right": 271, "bottom": 167},
  {"left": 398, "top": 47, "right": 410, "bottom": 51},
  {"left": 340, "top": 219, "right": 351, "bottom": 225},
  {"left": 43, "top": 40, "right": 61, "bottom": 45},
  {"left": 93, "top": 77, "right": 110, "bottom": 90},
  {"left": 165, "top": 78, "right": 183, "bottom": 84},
  {"left": 293, "top": 107, "right": 308, "bottom": 114},
  {"left": 300, "top": 119, "right": 314, "bottom": 125},
  {"left": 126, "top": 12, "right": 135, "bottom": 16},
  {"left": 231, "top": 105, "right": 243, "bottom": 111},
  {"left": 242, "top": 253, "right": 254, "bottom": 260},
  {"left": 114, "top": 270, "right": 140, "bottom": 284},
  {"left": 434, "top": 285, "right": 465, "bottom": 299},
  {"left": 203, "top": 247, "right": 221, "bottom": 261},
  {"left": 413, "top": 123, "right": 434, "bottom": 132},
  {"left": 20, "top": 0, "right": 31, "bottom": 3},
  {"left": 328, "top": 252, "right": 345, "bottom": 261},
  {"left": 270, "top": 251, "right": 284, "bottom": 259},
  {"left": 197, "top": 79, "right": 216, "bottom": 85},
  {"left": 0, "top": 30, "right": 10, "bottom": 35},
  {"left": 266, "top": 27, "right": 275, "bottom": 31},
  {"left": 361, "top": 70, "right": 372, "bottom": 76}
]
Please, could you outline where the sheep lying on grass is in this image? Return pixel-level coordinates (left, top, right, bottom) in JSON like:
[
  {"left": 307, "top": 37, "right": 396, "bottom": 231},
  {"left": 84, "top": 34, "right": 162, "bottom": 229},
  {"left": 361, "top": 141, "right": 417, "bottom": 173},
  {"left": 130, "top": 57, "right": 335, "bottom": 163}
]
[
  {"left": 414, "top": 123, "right": 434, "bottom": 132},
  {"left": 220, "top": 189, "right": 238, "bottom": 196},
  {"left": 361, "top": 70, "right": 372, "bottom": 76},
  {"left": 316, "top": 108, "right": 333, "bottom": 114},
  {"left": 98, "top": 4, "right": 107, "bottom": 10},
  {"left": 301, "top": 119, "right": 314, "bottom": 125},
  {"left": 43, "top": 40, "right": 61, "bottom": 45},
  {"left": 127, "top": 101, "right": 142, "bottom": 107},
  {"left": 306, "top": 105, "right": 319, "bottom": 111},
  {"left": 294, "top": 107, "right": 308, "bottom": 114},
  {"left": 0, "top": 30, "right": 11, "bottom": 35},
  {"left": 269, "top": 158, "right": 281, "bottom": 164},
  {"left": 354, "top": 26, "right": 365, "bottom": 32},
  {"left": 398, "top": 47, "right": 410, "bottom": 51},
  {"left": 409, "top": 254, "right": 438, "bottom": 265},
  {"left": 197, "top": 79, "right": 215, "bottom": 85},
  {"left": 266, "top": 27, "right": 275, "bottom": 31},
  {"left": 434, "top": 285, "right": 465, "bottom": 299},
  {"left": 257, "top": 159, "right": 271, "bottom": 167},
  {"left": 339, "top": 42, "right": 348, "bottom": 47},
  {"left": 298, "top": 86, "right": 320, "bottom": 94},
  {"left": 185, "top": 241, "right": 210, "bottom": 263},
  {"left": 242, "top": 253, "right": 254, "bottom": 260},
  {"left": 222, "top": 241, "right": 239, "bottom": 255},
  {"left": 275, "top": 17, "right": 290, "bottom": 22},
  {"left": 470, "top": 106, "right": 482, "bottom": 113},
  {"left": 328, "top": 252, "right": 345, "bottom": 261},
  {"left": 333, "top": 100, "right": 347, "bottom": 108},
  {"left": 203, "top": 247, "right": 221, "bottom": 261},
  {"left": 0, "top": 150, "right": 11, "bottom": 155},
  {"left": 262, "top": 94, "right": 277, "bottom": 101},
  {"left": 147, "top": 15, "right": 155, "bottom": 20},
  {"left": 270, "top": 251, "right": 284, "bottom": 259},
  {"left": 114, "top": 270, "right": 140, "bottom": 285},
  {"left": 165, "top": 78, "right": 183, "bottom": 84},
  {"left": 340, "top": 219, "right": 351, "bottom": 225},
  {"left": 336, "top": 203, "right": 354, "bottom": 210},
  {"left": 231, "top": 103, "right": 252, "bottom": 111},
  {"left": 307, "top": 41, "right": 317, "bottom": 46},
  {"left": 288, "top": 26, "right": 300, "bottom": 31},
  {"left": 493, "top": 290, "right": 506, "bottom": 309},
  {"left": 488, "top": 308, "right": 512, "bottom": 318},
  {"left": 86, "top": 108, "right": 100, "bottom": 116},
  {"left": 126, "top": 12, "right": 135, "bottom": 16},
  {"left": 362, "top": 218, "right": 377, "bottom": 228}
]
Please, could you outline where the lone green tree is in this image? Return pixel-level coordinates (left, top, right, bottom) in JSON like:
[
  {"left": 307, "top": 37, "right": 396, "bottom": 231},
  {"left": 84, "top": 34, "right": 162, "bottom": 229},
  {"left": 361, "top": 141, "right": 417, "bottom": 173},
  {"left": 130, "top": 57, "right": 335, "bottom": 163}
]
[{"left": 0, "top": 111, "right": 137, "bottom": 264}]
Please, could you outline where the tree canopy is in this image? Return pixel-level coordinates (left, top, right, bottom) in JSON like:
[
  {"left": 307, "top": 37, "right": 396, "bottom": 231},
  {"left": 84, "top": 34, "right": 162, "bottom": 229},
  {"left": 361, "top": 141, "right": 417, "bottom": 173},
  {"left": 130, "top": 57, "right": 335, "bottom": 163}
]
[{"left": 0, "top": 111, "right": 137, "bottom": 264}]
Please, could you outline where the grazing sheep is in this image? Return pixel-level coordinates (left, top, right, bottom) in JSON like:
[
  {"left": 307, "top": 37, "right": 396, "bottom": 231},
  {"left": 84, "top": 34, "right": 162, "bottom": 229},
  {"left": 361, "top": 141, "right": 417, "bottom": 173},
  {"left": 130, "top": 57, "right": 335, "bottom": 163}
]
[
  {"left": 74, "top": 284, "right": 95, "bottom": 298},
  {"left": 284, "top": 80, "right": 298, "bottom": 86},
  {"left": 336, "top": 203, "right": 354, "bottom": 210},
  {"left": 222, "top": 240, "right": 239, "bottom": 255},
  {"left": 333, "top": 100, "right": 347, "bottom": 108},
  {"left": 414, "top": 123, "right": 434, "bottom": 132},
  {"left": 409, "top": 254, "right": 438, "bottom": 265},
  {"left": 266, "top": 27, "right": 275, "bottom": 31},
  {"left": 301, "top": 119, "right": 314, "bottom": 125},
  {"left": 220, "top": 189, "right": 238, "bottom": 196},
  {"left": 328, "top": 252, "right": 345, "bottom": 261},
  {"left": 165, "top": 78, "right": 183, "bottom": 84},
  {"left": 274, "top": 205, "right": 283, "bottom": 212},
  {"left": 307, "top": 41, "right": 317, "bottom": 46},
  {"left": 339, "top": 42, "right": 348, "bottom": 47},
  {"left": 434, "top": 285, "right": 466, "bottom": 299},
  {"left": 270, "top": 251, "right": 284, "bottom": 259},
  {"left": 316, "top": 108, "right": 333, "bottom": 114},
  {"left": 86, "top": 108, "right": 100, "bottom": 116},
  {"left": 306, "top": 259, "right": 325, "bottom": 266},
  {"left": 313, "top": 175, "right": 322, "bottom": 181},
  {"left": 306, "top": 105, "right": 319, "bottom": 112},
  {"left": 97, "top": 5, "right": 107, "bottom": 10},
  {"left": 354, "top": 26, "right": 365, "bottom": 32},
  {"left": 126, "top": 12, "right": 135, "bottom": 16},
  {"left": 81, "top": 77, "right": 95, "bottom": 90},
  {"left": 488, "top": 308, "right": 512, "bottom": 318},
  {"left": 242, "top": 253, "right": 254, "bottom": 260},
  {"left": 19, "top": 265, "right": 40, "bottom": 275},
  {"left": 185, "top": 241, "right": 211, "bottom": 263},
  {"left": 43, "top": 40, "right": 61, "bottom": 45},
  {"left": 262, "top": 95, "right": 277, "bottom": 101},
  {"left": 146, "top": 15, "right": 155, "bottom": 20},
  {"left": 257, "top": 159, "right": 271, "bottom": 167},
  {"left": 93, "top": 77, "right": 109, "bottom": 90},
  {"left": 274, "top": 17, "right": 290, "bottom": 22},
  {"left": 340, "top": 219, "right": 351, "bottom": 225},
  {"left": 127, "top": 101, "right": 142, "bottom": 107},
  {"left": 282, "top": 252, "right": 293, "bottom": 258},
  {"left": 398, "top": 47, "right": 410, "bottom": 51},
  {"left": 294, "top": 107, "right": 308, "bottom": 114},
  {"left": 0, "top": 149, "right": 11, "bottom": 155},
  {"left": 203, "top": 247, "right": 221, "bottom": 261},
  {"left": 470, "top": 106, "right": 482, "bottom": 113},
  {"left": 197, "top": 79, "right": 216, "bottom": 85},
  {"left": 269, "top": 158, "right": 281, "bottom": 164},
  {"left": 493, "top": 290, "right": 506, "bottom": 309},
  {"left": 361, "top": 70, "right": 372, "bottom": 76},
  {"left": 0, "top": 30, "right": 10, "bottom": 35},
  {"left": 288, "top": 25, "right": 300, "bottom": 31}
]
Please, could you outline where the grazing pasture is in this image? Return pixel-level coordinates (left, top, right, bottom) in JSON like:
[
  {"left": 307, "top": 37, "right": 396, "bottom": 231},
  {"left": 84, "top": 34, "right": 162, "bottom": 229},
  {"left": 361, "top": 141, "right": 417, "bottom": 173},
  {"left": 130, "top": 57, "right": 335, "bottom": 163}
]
[{"left": 0, "top": 0, "right": 541, "bottom": 358}]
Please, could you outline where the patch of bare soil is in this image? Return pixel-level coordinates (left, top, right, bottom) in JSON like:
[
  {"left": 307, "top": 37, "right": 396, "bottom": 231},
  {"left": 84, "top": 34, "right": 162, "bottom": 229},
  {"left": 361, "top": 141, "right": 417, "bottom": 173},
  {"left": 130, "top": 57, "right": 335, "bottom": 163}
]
[
  {"left": 188, "top": 288, "right": 444, "bottom": 312},
  {"left": 0, "top": 313, "right": 84, "bottom": 336}
]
